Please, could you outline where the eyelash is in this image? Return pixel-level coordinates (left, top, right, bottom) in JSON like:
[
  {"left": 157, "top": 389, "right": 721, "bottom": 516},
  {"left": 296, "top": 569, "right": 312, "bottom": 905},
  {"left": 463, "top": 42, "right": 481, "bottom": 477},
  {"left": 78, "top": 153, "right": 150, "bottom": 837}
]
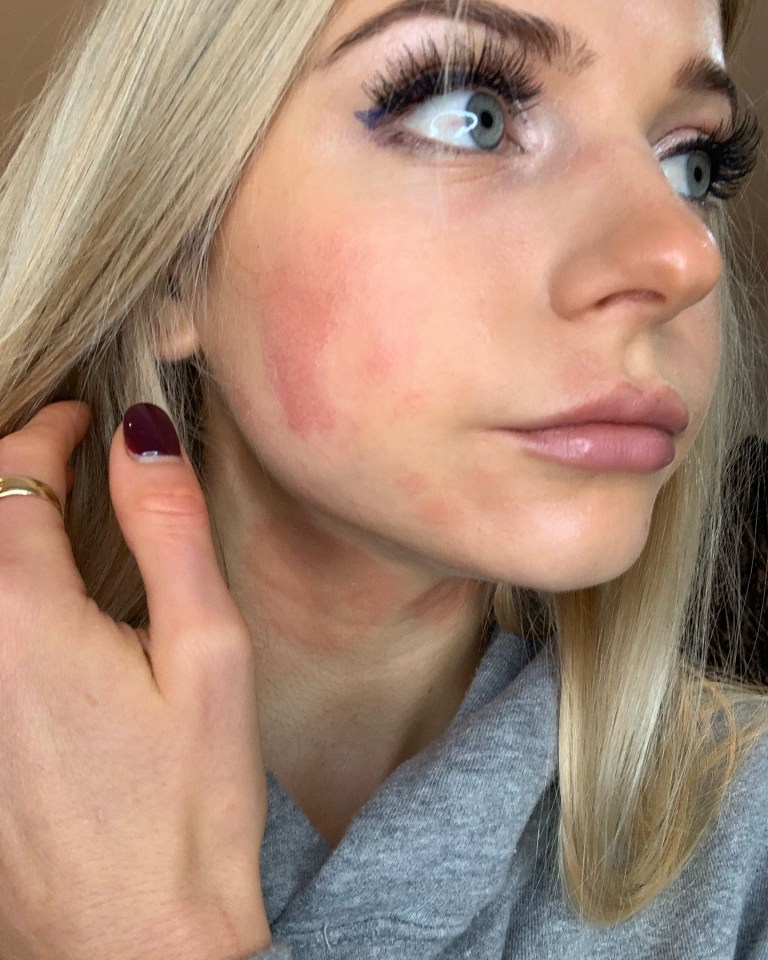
[
  {"left": 659, "top": 112, "right": 762, "bottom": 202},
  {"left": 360, "top": 29, "right": 763, "bottom": 204},
  {"left": 360, "top": 30, "right": 541, "bottom": 153}
]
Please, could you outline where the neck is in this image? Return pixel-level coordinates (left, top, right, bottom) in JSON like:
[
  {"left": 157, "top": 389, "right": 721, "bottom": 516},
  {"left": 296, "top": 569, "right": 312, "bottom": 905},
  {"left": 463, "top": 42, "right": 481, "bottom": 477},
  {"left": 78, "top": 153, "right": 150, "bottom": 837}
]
[{"left": 201, "top": 398, "right": 492, "bottom": 840}]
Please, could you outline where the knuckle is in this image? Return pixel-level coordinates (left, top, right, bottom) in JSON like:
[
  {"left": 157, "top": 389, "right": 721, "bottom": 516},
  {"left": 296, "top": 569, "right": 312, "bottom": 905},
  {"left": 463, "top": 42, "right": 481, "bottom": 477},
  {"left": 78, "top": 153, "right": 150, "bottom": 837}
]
[
  {"left": 192, "top": 627, "right": 257, "bottom": 708},
  {"left": 0, "top": 427, "right": 61, "bottom": 480},
  {"left": 131, "top": 484, "right": 209, "bottom": 526},
  {"left": 0, "top": 404, "right": 87, "bottom": 468},
  {"left": 189, "top": 617, "right": 253, "bottom": 671},
  {"left": 216, "top": 624, "right": 255, "bottom": 667},
  {"left": 0, "top": 430, "right": 40, "bottom": 464},
  {"left": 169, "top": 620, "right": 255, "bottom": 722}
]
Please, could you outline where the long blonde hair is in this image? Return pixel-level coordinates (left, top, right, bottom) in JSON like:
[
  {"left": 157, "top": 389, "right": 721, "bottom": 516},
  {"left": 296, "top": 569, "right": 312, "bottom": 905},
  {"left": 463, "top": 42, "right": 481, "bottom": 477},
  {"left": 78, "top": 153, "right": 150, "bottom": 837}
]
[{"left": 1, "top": 0, "right": 765, "bottom": 925}]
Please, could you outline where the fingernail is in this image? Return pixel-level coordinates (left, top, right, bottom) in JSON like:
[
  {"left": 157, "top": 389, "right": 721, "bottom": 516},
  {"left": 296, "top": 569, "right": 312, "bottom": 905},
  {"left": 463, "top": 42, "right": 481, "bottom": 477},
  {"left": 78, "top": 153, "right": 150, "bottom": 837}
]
[{"left": 123, "top": 403, "right": 182, "bottom": 460}]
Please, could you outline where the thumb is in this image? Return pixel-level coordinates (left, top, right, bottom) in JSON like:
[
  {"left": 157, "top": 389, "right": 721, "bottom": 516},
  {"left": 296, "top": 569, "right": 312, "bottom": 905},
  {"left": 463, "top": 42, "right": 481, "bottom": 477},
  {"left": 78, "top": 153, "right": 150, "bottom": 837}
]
[{"left": 109, "top": 403, "right": 252, "bottom": 704}]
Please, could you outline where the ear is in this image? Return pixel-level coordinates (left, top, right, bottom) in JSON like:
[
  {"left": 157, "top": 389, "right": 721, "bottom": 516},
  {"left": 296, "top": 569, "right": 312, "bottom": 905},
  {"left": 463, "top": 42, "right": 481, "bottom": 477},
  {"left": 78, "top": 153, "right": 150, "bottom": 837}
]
[{"left": 155, "top": 300, "right": 201, "bottom": 362}]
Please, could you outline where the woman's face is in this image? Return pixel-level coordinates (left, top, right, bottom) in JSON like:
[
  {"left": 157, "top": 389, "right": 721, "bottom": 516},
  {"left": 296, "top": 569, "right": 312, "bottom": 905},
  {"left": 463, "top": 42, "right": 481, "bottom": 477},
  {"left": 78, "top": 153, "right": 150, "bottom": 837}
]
[{"left": 193, "top": 0, "right": 734, "bottom": 593}]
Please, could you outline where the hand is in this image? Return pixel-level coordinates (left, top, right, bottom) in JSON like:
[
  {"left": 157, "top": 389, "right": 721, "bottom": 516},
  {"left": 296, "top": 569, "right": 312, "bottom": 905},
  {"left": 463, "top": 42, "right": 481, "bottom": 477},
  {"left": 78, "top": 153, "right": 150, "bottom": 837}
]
[{"left": 0, "top": 402, "right": 272, "bottom": 960}]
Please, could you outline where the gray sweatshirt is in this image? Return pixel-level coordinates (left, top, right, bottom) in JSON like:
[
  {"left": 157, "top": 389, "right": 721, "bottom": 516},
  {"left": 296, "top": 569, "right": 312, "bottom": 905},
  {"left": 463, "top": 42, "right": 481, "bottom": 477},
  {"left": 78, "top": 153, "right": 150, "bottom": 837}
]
[{"left": 247, "top": 626, "right": 768, "bottom": 959}]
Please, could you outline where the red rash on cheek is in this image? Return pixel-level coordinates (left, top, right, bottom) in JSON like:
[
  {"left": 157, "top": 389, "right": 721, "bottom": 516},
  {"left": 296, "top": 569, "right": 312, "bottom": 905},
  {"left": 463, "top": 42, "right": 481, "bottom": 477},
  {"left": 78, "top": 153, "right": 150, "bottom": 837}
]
[
  {"left": 258, "top": 261, "right": 340, "bottom": 438},
  {"left": 362, "top": 341, "right": 397, "bottom": 383}
]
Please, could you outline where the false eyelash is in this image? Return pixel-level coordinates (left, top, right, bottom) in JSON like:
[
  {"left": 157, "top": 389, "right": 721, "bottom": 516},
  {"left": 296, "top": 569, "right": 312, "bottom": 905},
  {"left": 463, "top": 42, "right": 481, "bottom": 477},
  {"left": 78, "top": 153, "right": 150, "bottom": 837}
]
[
  {"left": 358, "top": 28, "right": 763, "bottom": 205},
  {"left": 359, "top": 28, "right": 543, "bottom": 131},
  {"left": 668, "top": 109, "right": 762, "bottom": 202}
]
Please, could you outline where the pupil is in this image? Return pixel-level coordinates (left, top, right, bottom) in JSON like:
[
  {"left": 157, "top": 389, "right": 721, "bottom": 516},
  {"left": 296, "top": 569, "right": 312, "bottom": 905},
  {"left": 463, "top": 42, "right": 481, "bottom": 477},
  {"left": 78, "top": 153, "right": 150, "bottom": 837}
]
[
  {"left": 481, "top": 111, "right": 493, "bottom": 128},
  {"left": 694, "top": 166, "right": 703, "bottom": 183}
]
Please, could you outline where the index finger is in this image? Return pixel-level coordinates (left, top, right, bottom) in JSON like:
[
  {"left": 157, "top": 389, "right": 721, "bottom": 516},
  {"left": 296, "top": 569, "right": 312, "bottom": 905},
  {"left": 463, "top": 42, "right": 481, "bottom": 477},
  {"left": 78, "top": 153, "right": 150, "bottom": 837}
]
[{"left": 0, "top": 401, "right": 92, "bottom": 580}]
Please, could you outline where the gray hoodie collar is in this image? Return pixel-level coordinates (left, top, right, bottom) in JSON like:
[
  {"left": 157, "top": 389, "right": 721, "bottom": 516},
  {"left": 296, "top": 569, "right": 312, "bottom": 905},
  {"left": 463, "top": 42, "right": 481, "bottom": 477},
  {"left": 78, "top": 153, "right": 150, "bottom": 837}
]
[{"left": 261, "top": 626, "right": 559, "bottom": 933}]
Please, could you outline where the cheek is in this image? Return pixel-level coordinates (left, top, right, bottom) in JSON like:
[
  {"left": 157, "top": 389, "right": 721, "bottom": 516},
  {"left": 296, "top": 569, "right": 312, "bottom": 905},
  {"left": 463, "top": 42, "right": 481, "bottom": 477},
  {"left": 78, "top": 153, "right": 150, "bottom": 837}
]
[
  {"left": 662, "top": 298, "right": 722, "bottom": 465},
  {"left": 255, "top": 228, "right": 439, "bottom": 439},
  {"left": 689, "top": 298, "right": 722, "bottom": 417},
  {"left": 258, "top": 258, "right": 340, "bottom": 438}
]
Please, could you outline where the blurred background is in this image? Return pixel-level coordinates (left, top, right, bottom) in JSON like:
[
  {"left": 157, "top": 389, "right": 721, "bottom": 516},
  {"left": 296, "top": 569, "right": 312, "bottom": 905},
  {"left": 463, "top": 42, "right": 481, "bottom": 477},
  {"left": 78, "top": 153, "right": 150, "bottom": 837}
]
[{"left": 1, "top": 0, "right": 767, "bottom": 424}]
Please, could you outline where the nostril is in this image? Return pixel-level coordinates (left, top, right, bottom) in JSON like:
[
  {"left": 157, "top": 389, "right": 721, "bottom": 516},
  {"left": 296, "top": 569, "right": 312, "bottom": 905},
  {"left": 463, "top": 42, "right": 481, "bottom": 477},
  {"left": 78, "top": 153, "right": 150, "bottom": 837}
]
[{"left": 596, "top": 290, "right": 665, "bottom": 309}]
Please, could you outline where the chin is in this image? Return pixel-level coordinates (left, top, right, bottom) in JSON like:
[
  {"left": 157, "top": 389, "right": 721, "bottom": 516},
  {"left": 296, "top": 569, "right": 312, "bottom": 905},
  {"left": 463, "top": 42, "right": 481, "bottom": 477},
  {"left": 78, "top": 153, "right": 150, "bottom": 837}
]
[
  {"left": 522, "top": 545, "right": 648, "bottom": 593},
  {"left": 450, "top": 522, "right": 653, "bottom": 594}
]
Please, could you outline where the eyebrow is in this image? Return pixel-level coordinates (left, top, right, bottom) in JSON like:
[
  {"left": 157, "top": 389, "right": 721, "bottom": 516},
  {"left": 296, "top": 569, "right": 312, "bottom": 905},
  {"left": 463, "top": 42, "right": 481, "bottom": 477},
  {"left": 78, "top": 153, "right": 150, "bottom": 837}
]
[
  {"left": 317, "top": 0, "right": 595, "bottom": 72},
  {"left": 675, "top": 55, "right": 738, "bottom": 124},
  {"left": 316, "top": 0, "right": 739, "bottom": 122}
]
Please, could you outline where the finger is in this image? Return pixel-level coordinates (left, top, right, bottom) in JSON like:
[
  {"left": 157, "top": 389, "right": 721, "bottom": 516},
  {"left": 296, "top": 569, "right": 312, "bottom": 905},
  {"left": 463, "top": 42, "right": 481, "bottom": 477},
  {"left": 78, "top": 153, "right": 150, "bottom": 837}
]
[
  {"left": 108, "top": 403, "right": 254, "bottom": 706},
  {"left": 0, "top": 402, "right": 91, "bottom": 587}
]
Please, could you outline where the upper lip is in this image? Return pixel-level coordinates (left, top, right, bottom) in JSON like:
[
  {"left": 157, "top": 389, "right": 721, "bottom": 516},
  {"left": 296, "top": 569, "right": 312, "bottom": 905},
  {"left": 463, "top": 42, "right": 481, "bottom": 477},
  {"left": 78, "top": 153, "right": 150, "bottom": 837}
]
[{"left": 514, "top": 384, "right": 691, "bottom": 437}]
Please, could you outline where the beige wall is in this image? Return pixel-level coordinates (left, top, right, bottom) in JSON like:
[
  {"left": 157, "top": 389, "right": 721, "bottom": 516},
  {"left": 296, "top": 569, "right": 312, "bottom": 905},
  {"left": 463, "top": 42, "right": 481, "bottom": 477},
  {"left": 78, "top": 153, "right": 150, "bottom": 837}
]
[
  {"left": 0, "top": 1, "right": 96, "bottom": 143},
  {"left": 731, "top": 2, "right": 768, "bottom": 275}
]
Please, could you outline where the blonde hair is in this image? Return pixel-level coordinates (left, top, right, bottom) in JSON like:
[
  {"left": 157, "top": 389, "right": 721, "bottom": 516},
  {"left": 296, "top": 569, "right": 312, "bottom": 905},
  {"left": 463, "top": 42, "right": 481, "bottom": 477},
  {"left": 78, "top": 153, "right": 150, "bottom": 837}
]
[{"left": 0, "top": 0, "right": 765, "bottom": 926}]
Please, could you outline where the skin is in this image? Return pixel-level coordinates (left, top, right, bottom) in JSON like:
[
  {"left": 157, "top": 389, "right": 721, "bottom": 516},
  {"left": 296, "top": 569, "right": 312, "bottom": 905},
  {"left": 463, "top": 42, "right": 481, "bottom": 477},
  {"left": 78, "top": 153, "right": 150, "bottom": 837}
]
[{"left": 168, "top": 0, "right": 726, "bottom": 846}]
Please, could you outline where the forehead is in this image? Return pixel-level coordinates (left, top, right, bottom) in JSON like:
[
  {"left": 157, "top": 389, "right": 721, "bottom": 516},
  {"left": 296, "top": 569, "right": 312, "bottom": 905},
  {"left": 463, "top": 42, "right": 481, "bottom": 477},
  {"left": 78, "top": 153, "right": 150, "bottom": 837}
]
[{"left": 320, "top": 0, "right": 725, "bottom": 66}]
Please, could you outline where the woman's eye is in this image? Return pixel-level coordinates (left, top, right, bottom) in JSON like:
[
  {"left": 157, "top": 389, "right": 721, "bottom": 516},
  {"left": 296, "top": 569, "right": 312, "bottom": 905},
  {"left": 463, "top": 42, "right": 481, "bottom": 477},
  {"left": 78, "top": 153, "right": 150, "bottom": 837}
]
[
  {"left": 402, "top": 90, "right": 508, "bottom": 152},
  {"left": 660, "top": 150, "right": 712, "bottom": 200}
]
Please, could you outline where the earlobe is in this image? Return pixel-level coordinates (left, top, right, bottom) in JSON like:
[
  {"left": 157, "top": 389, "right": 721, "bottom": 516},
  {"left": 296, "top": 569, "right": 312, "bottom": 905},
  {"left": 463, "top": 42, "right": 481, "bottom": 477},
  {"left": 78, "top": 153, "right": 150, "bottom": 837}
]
[{"left": 155, "top": 300, "right": 201, "bottom": 362}]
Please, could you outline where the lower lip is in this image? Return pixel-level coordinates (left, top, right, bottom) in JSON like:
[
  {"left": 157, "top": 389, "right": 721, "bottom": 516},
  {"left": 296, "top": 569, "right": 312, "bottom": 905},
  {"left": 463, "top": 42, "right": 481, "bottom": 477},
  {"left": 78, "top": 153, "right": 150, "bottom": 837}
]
[{"left": 501, "top": 424, "right": 677, "bottom": 473}]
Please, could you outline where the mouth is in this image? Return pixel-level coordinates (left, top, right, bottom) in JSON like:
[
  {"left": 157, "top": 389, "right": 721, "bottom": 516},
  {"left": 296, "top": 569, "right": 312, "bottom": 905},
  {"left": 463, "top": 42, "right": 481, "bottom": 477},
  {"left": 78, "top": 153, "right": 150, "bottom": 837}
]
[{"left": 497, "top": 384, "right": 690, "bottom": 474}]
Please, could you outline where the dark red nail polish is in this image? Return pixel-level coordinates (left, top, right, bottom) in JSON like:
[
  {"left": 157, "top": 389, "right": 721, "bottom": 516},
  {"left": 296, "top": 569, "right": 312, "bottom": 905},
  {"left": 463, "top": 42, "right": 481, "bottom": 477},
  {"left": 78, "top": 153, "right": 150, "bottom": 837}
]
[{"left": 123, "top": 403, "right": 182, "bottom": 459}]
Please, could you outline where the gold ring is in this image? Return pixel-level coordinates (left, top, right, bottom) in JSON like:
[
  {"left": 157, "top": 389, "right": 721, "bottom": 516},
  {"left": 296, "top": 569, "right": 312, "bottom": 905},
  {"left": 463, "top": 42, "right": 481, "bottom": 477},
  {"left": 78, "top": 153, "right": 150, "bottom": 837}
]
[{"left": 0, "top": 476, "right": 65, "bottom": 519}]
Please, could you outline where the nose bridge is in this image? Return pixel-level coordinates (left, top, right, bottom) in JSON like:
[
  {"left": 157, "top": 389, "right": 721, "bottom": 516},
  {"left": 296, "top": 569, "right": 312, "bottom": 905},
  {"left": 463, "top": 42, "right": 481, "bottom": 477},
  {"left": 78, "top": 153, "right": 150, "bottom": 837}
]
[{"left": 548, "top": 139, "right": 724, "bottom": 322}]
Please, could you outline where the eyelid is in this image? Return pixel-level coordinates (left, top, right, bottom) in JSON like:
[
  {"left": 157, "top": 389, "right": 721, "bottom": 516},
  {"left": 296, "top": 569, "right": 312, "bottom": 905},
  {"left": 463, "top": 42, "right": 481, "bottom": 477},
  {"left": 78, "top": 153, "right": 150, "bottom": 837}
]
[
  {"left": 654, "top": 110, "right": 761, "bottom": 204},
  {"left": 654, "top": 123, "right": 728, "bottom": 158},
  {"left": 359, "top": 30, "right": 543, "bottom": 130}
]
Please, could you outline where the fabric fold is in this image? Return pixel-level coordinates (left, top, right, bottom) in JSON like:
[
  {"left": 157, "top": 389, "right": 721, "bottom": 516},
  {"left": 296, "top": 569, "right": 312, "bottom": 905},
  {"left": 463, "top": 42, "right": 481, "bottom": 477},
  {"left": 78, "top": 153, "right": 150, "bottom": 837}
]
[{"left": 260, "top": 627, "right": 559, "bottom": 936}]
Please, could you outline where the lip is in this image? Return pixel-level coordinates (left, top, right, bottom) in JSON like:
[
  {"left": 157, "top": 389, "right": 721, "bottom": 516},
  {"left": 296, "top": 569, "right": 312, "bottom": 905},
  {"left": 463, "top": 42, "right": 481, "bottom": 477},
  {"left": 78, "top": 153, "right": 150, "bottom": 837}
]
[
  {"left": 504, "top": 424, "right": 678, "bottom": 473},
  {"left": 513, "top": 384, "right": 691, "bottom": 436},
  {"left": 498, "top": 384, "right": 690, "bottom": 474}
]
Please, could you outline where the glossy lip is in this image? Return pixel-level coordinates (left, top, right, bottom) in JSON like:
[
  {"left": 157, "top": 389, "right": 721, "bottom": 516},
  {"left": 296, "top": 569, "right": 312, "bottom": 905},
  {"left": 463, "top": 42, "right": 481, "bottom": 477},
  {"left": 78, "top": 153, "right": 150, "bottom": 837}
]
[{"left": 509, "top": 384, "right": 691, "bottom": 437}]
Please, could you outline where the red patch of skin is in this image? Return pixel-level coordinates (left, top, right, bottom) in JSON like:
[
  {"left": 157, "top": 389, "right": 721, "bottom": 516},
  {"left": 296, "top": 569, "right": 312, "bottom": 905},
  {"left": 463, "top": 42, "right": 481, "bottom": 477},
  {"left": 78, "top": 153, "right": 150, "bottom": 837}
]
[
  {"left": 236, "top": 497, "right": 483, "bottom": 656},
  {"left": 241, "top": 510, "right": 416, "bottom": 656},
  {"left": 253, "top": 226, "right": 430, "bottom": 442},
  {"left": 398, "top": 472, "right": 459, "bottom": 528},
  {"left": 361, "top": 336, "right": 399, "bottom": 385},
  {"left": 405, "top": 578, "right": 484, "bottom": 627},
  {"left": 258, "top": 261, "right": 338, "bottom": 438},
  {"left": 392, "top": 386, "right": 430, "bottom": 420}
]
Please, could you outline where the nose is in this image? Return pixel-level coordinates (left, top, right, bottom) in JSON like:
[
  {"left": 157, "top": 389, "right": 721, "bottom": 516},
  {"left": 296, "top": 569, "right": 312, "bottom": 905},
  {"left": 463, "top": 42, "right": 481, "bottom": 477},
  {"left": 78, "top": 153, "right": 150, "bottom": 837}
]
[{"left": 548, "top": 146, "right": 724, "bottom": 324}]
